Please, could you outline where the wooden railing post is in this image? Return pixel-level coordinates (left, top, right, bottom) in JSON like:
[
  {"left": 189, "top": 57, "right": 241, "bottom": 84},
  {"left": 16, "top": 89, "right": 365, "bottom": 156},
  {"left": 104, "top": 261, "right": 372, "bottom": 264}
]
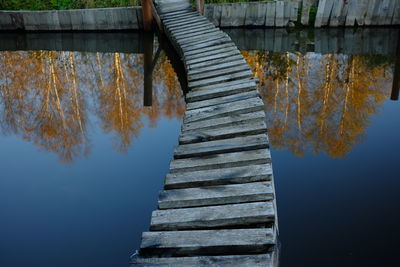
[
  {"left": 142, "top": 0, "right": 153, "bottom": 31},
  {"left": 391, "top": 32, "right": 400, "bottom": 101},
  {"left": 143, "top": 32, "right": 154, "bottom": 106},
  {"left": 195, "top": 0, "right": 205, "bottom": 15}
]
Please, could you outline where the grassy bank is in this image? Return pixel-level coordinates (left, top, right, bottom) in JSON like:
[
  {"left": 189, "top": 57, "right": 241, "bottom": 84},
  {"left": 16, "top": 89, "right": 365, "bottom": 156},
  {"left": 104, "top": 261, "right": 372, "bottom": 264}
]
[{"left": 0, "top": 0, "right": 140, "bottom": 10}]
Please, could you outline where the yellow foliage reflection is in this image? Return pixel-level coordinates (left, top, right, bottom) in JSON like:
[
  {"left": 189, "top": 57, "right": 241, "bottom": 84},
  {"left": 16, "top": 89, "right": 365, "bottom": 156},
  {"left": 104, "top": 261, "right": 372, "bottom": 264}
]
[
  {"left": 0, "top": 50, "right": 185, "bottom": 162},
  {"left": 243, "top": 51, "right": 394, "bottom": 158}
]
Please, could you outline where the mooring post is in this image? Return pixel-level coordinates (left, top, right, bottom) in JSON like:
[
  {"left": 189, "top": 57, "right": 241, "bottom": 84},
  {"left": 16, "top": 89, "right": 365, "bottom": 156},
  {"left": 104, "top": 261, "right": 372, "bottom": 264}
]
[
  {"left": 143, "top": 32, "right": 154, "bottom": 106},
  {"left": 195, "top": 0, "right": 205, "bottom": 15},
  {"left": 142, "top": 0, "right": 153, "bottom": 31},
  {"left": 391, "top": 32, "right": 400, "bottom": 101}
]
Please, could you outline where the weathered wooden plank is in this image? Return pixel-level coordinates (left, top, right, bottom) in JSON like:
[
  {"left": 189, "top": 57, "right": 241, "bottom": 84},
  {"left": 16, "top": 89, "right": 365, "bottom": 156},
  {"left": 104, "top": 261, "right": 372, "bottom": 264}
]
[
  {"left": 186, "top": 90, "right": 258, "bottom": 110},
  {"left": 185, "top": 45, "right": 240, "bottom": 61},
  {"left": 158, "top": 181, "right": 274, "bottom": 209},
  {"left": 150, "top": 201, "right": 274, "bottom": 230},
  {"left": 186, "top": 50, "right": 241, "bottom": 66},
  {"left": 275, "top": 1, "right": 285, "bottom": 27},
  {"left": 131, "top": 254, "right": 274, "bottom": 267},
  {"left": 170, "top": 24, "right": 216, "bottom": 36},
  {"left": 174, "top": 28, "right": 220, "bottom": 42},
  {"left": 181, "top": 37, "right": 233, "bottom": 53},
  {"left": 165, "top": 163, "right": 272, "bottom": 189},
  {"left": 180, "top": 33, "right": 228, "bottom": 48},
  {"left": 186, "top": 79, "right": 257, "bottom": 102},
  {"left": 140, "top": 228, "right": 275, "bottom": 256},
  {"left": 162, "top": 12, "right": 198, "bottom": 22},
  {"left": 179, "top": 32, "right": 227, "bottom": 46},
  {"left": 174, "top": 134, "right": 269, "bottom": 159},
  {"left": 160, "top": 10, "right": 197, "bottom": 19},
  {"left": 170, "top": 149, "right": 271, "bottom": 173},
  {"left": 179, "top": 119, "right": 267, "bottom": 144},
  {"left": 330, "top": 0, "right": 345, "bottom": 27},
  {"left": 182, "top": 111, "right": 266, "bottom": 132},
  {"left": 184, "top": 43, "right": 236, "bottom": 57},
  {"left": 264, "top": 1, "right": 276, "bottom": 27},
  {"left": 164, "top": 15, "right": 207, "bottom": 27},
  {"left": 184, "top": 97, "right": 264, "bottom": 123},
  {"left": 188, "top": 59, "right": 247, "bottom": 75},
  {"left": 159, "top": 7, "right": 196, "bottom": 17},
  {"left": 188, "top": 71, "right": 253, "bottom": 88},
  {"left": 188, "top": 54, "right": 244, "bottom": 70},
  {"left": 167, "top": 19, "right": 210, "bottom": 31}
]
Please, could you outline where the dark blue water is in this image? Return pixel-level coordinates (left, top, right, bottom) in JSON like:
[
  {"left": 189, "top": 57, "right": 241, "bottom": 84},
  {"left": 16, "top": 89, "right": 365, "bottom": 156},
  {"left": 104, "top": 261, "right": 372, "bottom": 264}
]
[
  {"left": 274, "top": 100, "right": 400, "bottom": 266},
  {"left": 1, "top": 29, "right": 400, "bottom": 267},
  {"left": 0, "top": 118, "right": 180, "bottom": 267},
  {"left": 0, "top": 32, "right": 184, "bottom": 267}
]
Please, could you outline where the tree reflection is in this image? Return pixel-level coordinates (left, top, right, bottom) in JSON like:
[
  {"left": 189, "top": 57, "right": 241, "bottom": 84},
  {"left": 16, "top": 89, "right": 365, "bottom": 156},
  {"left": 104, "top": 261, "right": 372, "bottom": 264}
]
[
  {"left": 243, "top": 51, "right": 394, "bottom": 158},
  {"left": 0, "top": 50, "right": 184, "bottom": 162}
]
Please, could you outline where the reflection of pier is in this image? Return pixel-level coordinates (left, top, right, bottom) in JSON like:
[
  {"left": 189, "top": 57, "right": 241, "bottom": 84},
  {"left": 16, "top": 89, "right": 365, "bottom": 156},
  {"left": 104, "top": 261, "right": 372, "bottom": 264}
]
[
  {"left": 131, "top": 0, "right": 278, "bottom": 266},
  {"left": 225, "top": 28, "right": 400, "bottom": 56}
]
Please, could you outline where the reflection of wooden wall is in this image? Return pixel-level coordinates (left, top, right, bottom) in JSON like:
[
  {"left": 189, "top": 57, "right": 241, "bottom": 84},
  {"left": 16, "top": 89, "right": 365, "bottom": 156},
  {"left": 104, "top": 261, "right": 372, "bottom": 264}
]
[
  {"left": 224, "top": 28, "right": 399, "bottom": 56},
  {"left": 315, "top": 0, "right": 400, "bottom": 27},
  {"left": 204, "top": 1, "right": 299, "bottom": 27},
  {"left": 0, "top": 32, "right": 144, "bottom": 53}
]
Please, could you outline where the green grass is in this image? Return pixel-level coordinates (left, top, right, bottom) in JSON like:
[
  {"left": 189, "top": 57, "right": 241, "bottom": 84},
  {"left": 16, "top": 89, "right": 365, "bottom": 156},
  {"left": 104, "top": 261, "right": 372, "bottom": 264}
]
[{"left": 0, "top": 0, "right": 140, "bottom": 10}]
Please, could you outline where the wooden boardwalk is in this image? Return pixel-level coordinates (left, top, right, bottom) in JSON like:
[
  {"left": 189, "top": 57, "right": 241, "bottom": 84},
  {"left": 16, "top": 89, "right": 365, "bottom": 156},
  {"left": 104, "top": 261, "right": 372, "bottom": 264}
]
[{"left": 131, "top": 0, "right": 278, "bottom": 266}]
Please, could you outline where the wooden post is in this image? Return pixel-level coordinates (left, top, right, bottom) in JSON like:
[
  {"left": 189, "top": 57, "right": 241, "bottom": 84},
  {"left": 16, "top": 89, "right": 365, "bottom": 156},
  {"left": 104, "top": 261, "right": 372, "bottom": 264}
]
[
  {"left": 142, "top": 0, "right": 153, "bottom": 31},
  {"left": 196, "top": 0, "right": 205, "bottom": 15},
  {"left": 391, "top": 31, "right": 400, "bottom": 101},
  {"left": 143, "top": 32, "right": 154, "bottom": 106}
]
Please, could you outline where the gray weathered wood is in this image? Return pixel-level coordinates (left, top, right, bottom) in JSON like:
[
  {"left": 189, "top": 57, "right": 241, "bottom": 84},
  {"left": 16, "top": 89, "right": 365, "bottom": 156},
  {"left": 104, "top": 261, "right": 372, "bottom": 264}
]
[
  {"left": 185, "top": 46, "right": 240, "bottom": 61},
  {"left": 151, "top": 201, "right": 274, "bottom": 230},
  {"left": 182, "top": 37, "right": 233, "bottom": 53},
  {"left": 174, "top": 28, "right": 220, "bottom": 41},
  {"left": 275, "top": 1, "right": 285, "bottom": 27},
  {"left": 179, "top": 32, "right": 229, "bottom": 47},
  {"left": 179, "top": 119, "right": 267, "bottom": 144},
  {"left": 186, "top": 91, "right": 258, "bottom": 110},
  {"left": 182, "top": 111, "right": 266, "bottom": 132},
  {"left": 188, "top": 71, "right": 253, "bottom": 88},
  {"left": 170, "top": 149, "right": 272, "bottom": 173},
  {"left": 140, "top": 228, "right": 275, "bottom": 256},
  {"left": 186, "top": 79, "right": 257, "bottom": 102},
  {"left": 165, "top": 164, "right": 272, "bottom": 189},
  {"left": 188, "top": 54, "right": 244, "bottom": 71},
  {"left": 186, "top": 49, "right": 241, "bottom": 66},
  {"left": 184, "top": 43, "right": 236, "bottom": 57},
  {"left": 158, "top": 181, "right": 274, "bottom": 209},
  {"left": 131, "top": 254, "right": 274, "bottom": 267},
  {"left": 174, "top": 134, "right": 269, "bottom": 158},
  {"left": 188, "top": 59, "right": 247, "bottom": 75},
  {"left": 265, "top": 2, "right": 276, "bottom": 27},
  {"left": 184, "top": 97, "right": 264, "bottom": 123}
]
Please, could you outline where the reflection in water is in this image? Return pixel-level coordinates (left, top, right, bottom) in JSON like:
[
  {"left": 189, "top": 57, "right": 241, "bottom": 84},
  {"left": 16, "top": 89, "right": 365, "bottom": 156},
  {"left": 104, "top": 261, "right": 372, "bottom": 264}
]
[
  {"left": 243, "top": 51, "right": 394, "bottom": 158},
  {"left": 0, "top": 50, "right": 185, "bottom": 162}
]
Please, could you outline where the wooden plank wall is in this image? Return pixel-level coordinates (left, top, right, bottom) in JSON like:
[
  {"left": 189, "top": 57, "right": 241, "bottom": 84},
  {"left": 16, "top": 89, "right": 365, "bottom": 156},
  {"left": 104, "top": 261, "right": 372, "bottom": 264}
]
[
  {"left": 204, "top": 1, "right": 299, "bottom": 27},
  {"left": 315, "top": 0, "right": 400, "bottom": 27}
]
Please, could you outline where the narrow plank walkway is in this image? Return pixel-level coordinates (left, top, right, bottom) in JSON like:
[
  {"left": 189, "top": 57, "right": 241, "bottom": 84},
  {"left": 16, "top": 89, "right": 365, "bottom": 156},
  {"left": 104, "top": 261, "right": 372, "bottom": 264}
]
[{"left": 131, "top": 0, "right": 278, "bottom": 266}]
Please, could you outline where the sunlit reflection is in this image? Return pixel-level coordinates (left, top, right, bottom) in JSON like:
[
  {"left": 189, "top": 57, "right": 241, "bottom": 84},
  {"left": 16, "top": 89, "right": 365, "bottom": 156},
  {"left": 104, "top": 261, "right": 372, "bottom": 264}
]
[
  {"left": 0, "top": 50, "right": 185, "bottom": 162},
  {"left": 243, "top": 51, "right": 394, "bottom": 158}
]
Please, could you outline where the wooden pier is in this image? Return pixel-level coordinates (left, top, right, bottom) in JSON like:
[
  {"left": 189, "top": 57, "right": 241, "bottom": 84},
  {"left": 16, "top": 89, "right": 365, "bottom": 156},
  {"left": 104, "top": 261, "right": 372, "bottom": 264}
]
[{"left": 131, "top": 0, "right": 278, "bottom": 265}]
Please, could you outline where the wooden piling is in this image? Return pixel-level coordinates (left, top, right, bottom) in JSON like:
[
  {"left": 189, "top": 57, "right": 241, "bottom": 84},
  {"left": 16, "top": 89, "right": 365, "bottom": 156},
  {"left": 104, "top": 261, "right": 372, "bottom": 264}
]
[
  {"left": 142, "top": 0, "right": 153, "bottom": 31},
  {"left": 143, "top": 32, "right": 154, "bottom": 106}
]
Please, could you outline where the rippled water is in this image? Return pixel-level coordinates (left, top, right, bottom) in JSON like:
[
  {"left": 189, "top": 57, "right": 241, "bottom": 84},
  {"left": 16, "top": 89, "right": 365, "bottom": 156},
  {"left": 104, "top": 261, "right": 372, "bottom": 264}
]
[{"left": 1, "top": 28, "right": 399, "bottom": 266}]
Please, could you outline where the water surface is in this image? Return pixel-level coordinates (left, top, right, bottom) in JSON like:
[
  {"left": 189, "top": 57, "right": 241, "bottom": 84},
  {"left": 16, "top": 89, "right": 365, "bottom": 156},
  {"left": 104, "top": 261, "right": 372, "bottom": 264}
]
[{"left": 1, "top": 28, "right": 399, "bottom": 267}]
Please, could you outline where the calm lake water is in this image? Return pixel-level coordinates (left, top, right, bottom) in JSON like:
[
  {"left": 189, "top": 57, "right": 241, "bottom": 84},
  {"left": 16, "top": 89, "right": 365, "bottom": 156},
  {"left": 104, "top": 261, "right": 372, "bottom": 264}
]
[{"left": 1, "top": 28, "right": 399, "bottom": 266}]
